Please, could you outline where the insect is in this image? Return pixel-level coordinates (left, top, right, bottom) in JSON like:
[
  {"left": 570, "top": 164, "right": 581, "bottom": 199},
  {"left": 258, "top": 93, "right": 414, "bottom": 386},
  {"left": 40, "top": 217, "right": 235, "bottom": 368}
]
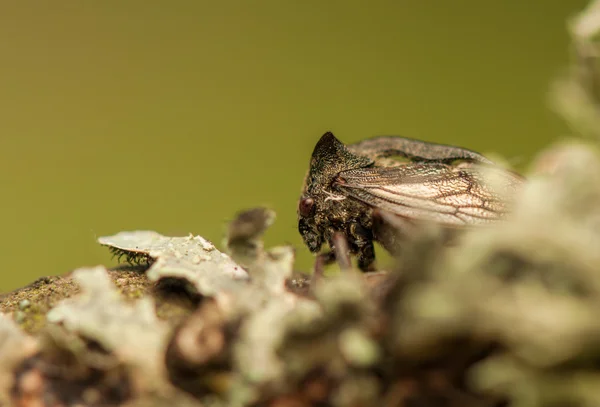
[{"left": 298, "top": 132, "right": 523, "bottom": 272}]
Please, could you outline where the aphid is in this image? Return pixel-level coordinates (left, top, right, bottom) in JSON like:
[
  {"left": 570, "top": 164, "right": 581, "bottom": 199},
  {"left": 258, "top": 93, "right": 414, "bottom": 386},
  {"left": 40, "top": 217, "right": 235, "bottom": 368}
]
[{"left": 298, "top": 132, "right": 523, "bottom": 272}]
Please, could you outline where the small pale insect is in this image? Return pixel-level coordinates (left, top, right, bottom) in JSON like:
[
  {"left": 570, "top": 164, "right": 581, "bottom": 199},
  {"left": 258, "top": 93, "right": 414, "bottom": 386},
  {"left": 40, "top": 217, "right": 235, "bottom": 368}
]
[{"left": 298, "top": 132, "right": 523, "bottom": 271}]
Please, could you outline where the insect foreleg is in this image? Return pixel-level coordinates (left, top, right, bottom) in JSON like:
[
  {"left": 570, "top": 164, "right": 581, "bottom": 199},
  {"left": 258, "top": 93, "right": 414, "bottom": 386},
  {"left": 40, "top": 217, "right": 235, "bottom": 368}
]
[
  {"left": 331, "top": 232, "right": 352, "bottom": 271},
  {"left": 310, "top": 251, "right": 336, "bottom": 286},
  {"left": 311, "top": 230, "right": 362, "bottom": 285},
  {"left": 356, "top": 241, "right": 375, "bottom": 271},
  {"left": 347, "top": 223, "right": 376, "bottom": 271}
]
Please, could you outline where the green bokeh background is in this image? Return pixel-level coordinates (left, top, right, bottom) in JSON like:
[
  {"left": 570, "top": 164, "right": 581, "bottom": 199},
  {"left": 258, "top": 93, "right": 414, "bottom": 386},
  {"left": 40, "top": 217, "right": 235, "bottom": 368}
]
[{"left": 0, "top": 1, "right": 586, "bottom": 292}]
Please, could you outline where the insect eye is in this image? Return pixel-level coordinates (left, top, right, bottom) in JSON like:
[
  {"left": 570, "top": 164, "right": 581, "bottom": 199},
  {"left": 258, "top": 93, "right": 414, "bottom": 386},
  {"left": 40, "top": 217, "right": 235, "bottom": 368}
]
[{"left": 298, "top": 197, "right": 315, "bottom": 217}]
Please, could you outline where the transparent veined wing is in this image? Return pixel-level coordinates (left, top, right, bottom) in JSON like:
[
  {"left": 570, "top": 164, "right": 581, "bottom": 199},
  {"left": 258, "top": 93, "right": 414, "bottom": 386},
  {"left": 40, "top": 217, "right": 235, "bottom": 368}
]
[{"left": 335, "top": 163, "right": 522, "bottom": 227}]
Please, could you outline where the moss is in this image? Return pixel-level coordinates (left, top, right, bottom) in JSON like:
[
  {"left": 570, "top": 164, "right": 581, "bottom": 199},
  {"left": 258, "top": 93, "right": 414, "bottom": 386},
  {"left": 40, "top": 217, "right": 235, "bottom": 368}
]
[
  {"left": 0, "top": 268, "right": 198, "bottom": 335},
  {"left": 0, "top": 275, "right": 80, "bottom": 334}
]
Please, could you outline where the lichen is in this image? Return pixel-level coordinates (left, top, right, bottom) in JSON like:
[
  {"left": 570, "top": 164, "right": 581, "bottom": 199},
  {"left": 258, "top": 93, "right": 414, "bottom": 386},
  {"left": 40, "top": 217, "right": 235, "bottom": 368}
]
[
  {"left": 0, "top": 314, "right": 37, "bottom": 405},
  {"left": 0, "top": 275, "right": 80, "bottom": 334},
  {"left": 99, "top": 231, "right": 249, "bottom": 311},
  {"left": 47, "top": 267, "right": 170, "bottom": 385}
]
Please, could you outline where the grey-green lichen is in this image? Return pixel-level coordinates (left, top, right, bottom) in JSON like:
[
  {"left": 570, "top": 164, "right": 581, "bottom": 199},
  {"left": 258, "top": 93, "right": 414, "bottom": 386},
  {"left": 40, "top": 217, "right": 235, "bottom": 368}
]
[
  {"left": 99, "top": 231, "right": 249, "bottom": 312},
  {"left": 552, "top": 0, "right": 600, "bottom": 140},
  {"left": 0, "top": 314, "right": 38, "bottom": 405},
  {"left": 47, "top": 267, "right": 170, "bottom": 386}
]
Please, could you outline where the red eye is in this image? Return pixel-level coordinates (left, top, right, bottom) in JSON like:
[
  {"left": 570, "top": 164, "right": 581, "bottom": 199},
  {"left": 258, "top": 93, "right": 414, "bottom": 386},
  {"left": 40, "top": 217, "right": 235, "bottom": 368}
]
[{"left": 298, "top": 197, "right": 314, "bottom": 217}]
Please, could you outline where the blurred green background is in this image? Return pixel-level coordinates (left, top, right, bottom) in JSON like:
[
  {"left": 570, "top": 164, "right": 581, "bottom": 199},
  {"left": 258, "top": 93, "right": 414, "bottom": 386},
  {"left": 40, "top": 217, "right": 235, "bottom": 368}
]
[{"left": 0, "top": 1, "right": 586, "bottom": 292}]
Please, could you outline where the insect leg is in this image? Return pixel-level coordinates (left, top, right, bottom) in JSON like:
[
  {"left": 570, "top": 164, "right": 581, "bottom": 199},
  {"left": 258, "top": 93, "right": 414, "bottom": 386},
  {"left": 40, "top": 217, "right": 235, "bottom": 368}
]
[
  {"left": 331, "top": 232, "right": 351, "bottom": 271},
  {"left": 348, "top": 223, "right": 376, "bottom": 271},
  {"left": 356, "top": 241, "right": 376, "bottom": 271},
  {"left": 310, "top": 251, "right": 336, "bottom": 286},
  {"left": 310, "top": 232, "right": 353, "bottom": 290}
]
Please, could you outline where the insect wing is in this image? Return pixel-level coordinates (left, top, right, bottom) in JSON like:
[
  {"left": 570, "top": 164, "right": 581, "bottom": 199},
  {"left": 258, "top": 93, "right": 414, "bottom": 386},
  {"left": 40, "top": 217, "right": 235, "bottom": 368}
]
[{"left": 335, "top": 163, "right": 518, "bottom": 226}]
